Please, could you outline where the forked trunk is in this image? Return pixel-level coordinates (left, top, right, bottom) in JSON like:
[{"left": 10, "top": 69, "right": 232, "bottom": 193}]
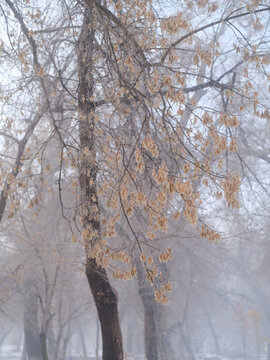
[{"left": 78, "top": 4, "right": 123, "bottom": 360}]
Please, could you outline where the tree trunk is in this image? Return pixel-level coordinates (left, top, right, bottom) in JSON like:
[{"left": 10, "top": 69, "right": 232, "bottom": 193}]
[
  {"left": 137, "top": 262, "right": 158, "bottom": 360},
  {"left": 78, "top": 325, "right": 88, "bottom": 359},
  {"left": 143, "top": 295, "right": 159, "bottom": 360},
  {"left": 86, "top": 258, "right": 123, "bottom": 360},
  {"left": 23, "top": 280, "right": 43, "bottom": 360},
  {"left": 202, "top": 305, "right": 221, "bottom": 356},
  {"left": 21, "top": 338, "right": 27, "bottom": 360},
  {"left": 139, "top": 283, "right": 175, "bottom": 360},
  {"left": 179, "top": 324, "right": 196, "bottom": 360},
  {"left": 78, "top": 4, "right": 123, "bottom": 360},
  {"left": 126, "top": 321, "right": 133, "bottom": 355},
  {"left": 40, "top": 333, "right": 49, "bottom": 360},
  {"left": 137, "top": 259, "right": 175, "bottom": 360},
  {"left": 47, "top": 327, "right": 56, "bottom": 359}
]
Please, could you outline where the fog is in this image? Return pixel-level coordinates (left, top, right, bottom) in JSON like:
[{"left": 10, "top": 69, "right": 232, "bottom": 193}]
[{"left": 0, "top": 0, "right": 270, "bottom": 359}]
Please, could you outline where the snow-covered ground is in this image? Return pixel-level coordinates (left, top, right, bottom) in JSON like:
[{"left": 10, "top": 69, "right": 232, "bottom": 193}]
[
  {"left": 196, "top": 354, "right": 268, "bottom": 360},
  {"left": 0, "top": 349, "right": 268, "bottom": 360}
]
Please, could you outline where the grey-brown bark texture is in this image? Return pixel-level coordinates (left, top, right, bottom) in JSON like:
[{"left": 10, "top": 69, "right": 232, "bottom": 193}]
[
  {"left": 137, "top": 261, "right": 158, "bottom": 360},
  {"left": 77, "top": 4, "right": 123, "bottom": 360},
  {"left": 23, "top": 279, "right": 43, "bottom": 360}
]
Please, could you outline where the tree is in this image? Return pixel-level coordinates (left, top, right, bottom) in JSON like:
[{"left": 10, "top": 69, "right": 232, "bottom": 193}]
[{"left": 0, "top": 1, "right": 270, "bottom": 359}]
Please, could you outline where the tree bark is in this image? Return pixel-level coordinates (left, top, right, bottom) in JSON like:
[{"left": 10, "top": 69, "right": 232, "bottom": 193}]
[
  {"left": 47, "top": 327, "right": 56, "bottom": 359},
  {"left": 40, "top": 333, "right": 49, "bottom": 360},
  {"left": 23, "top": 279, "right": 43, "bottom": 360},
  {"left": 78, "top": 4, "right": 123, "bottom": 360},
  {"left": 143, "top": 295, "right": 159, "bottom": 360},
  {"left": 137, "top": 262, "right": 158, "bottom": 360},
  {"left": 86, "top": 258, "right": 123, "bottom": 360},
  {"left": 137, "top": 260, "right": 175, "bottom": 360}
]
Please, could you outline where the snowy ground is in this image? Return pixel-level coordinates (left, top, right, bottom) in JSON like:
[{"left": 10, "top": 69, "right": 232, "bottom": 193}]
[
  {"left": 0, "top": 349, "right": 268, "bottom": 360},
  {"left": 0, "top": 357, "right": 268, "bottom": 360}
]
